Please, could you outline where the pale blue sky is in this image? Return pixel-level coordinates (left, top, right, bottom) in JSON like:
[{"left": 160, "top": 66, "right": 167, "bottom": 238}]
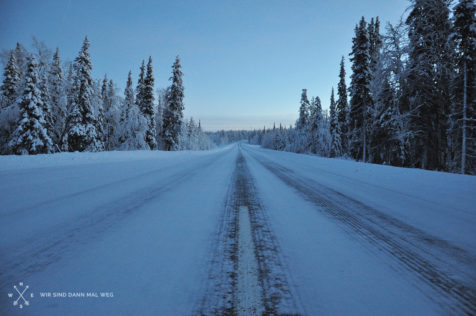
[{"left": 0, "top": 0, "right": 408, "bottom": 130}]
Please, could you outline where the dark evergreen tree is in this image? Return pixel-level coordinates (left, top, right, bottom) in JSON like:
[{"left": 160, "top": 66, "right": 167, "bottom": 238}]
[
  {"left": 8, "top": 56, "right": 53, "bottom": 154},
  {"left": 368, "top": 17, "right": 382, "bottom": 73},
  {"left": 162, "top": 56, "right": 184, "bottom": 151},
  {"left": 1, "top": 53, "right": 20, "bottom": 107},
  {"left": 38, "top": 70, "right": 55, "bottom": 150},
  {"left": 452, "top": 0, "right": 476, "bottom": 174},
  {"left": 329, "top": 88, "right": 342, "bottom": 157},
  {"left": 142, "top": 57, "right": 157, "bottom": 149},
  {"left": 336, "top": 57, "right": 349, "bottom": 154},
  {"left": 120, "top": 71, "right": 134, "bottom": 127},
  {"left": 156, "top": 87, "right": 167, "bottom": 149},
  {"left": 103, "top": 79, "right": 117, "bottom": 150},
  {"left": 48, "top": 48, "right": 66, "bottom": 147},
  {"left": 308, "top": 96, "right": 323, "bottom": 153},
  {"left": 296, "top": 88, "right": 310, "bottom": 130},
  {"left": 136, "top": 60, "right": 145, "bottom": 113},
  {"left": 66, "top": 37, "right": 103, "bottom": 152},
  {"left": 329, "top": 88, "right": 337, "bottom": 138},
  {"left": 349, "top": 17, "right": 372, "bottom": 161},
  {"left": 406, "top": 0, "right": 453, "bottom": 170},
  {"left": 14, "top": 42, "right": 26, "bottom": 79},
  {"left": 101, "top": 75, "right": 109, "bottom": 108}
]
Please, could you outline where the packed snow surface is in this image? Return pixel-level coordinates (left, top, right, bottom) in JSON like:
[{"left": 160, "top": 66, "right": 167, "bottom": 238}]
[{"left": 1, "top": 143, "right": 475, "bottom": 315}]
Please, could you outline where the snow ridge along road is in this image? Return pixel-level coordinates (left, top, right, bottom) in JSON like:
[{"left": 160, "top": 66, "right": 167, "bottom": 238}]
[{"left": 1, "top": 143, "right": 475, "bottom": 315}]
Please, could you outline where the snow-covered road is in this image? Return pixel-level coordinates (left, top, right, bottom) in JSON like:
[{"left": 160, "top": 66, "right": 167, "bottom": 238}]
[{"left": 1, "top": 143, "right": 475, "bottom": 315}]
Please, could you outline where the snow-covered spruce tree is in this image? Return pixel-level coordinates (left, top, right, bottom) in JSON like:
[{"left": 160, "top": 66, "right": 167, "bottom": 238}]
[
  {"left": 405, "top": 0, "right": 453, "bottom": 170},
  {"left": 14, "top": 42, "right": 27, "bottom": 80},
  {"left": 329, "top": 88, "right": 342, "bottom": 157},
  {"left": 48, "top": 48, "right": 67, "bottom": 148},
  {"left": 101, "top": 75, "right": 109, "bottom": 109},
  {"left": 8, "top": 56, "right": 53, "bottom": 155},
  {"left": 308, "top": 96, "right": 323, "bottom": 154},
  {"left": 296, "top": 88, "right": 310, "bottom": 131},
  {"left": 162, "top": 56, "right": 184, "bottom": 151},
  {"left": 368, "top": 17, "right": 382, "bottom": 74},
  {"left": 0, "top": 52, "right": 22, "bottom": 153},
  {"left": 38, "top": 70, "right": 55, "bottom": 151},
  {"left": 101, "top": 77, "right": 118, "bottom": 150},
  {"left": 118, "top": 71, "right": 148, "bottom": 150},
  {"left": 59, "top": 63, "right": 74, "bottom": 150},
  {"left": 1, "top": 52, "right": 21, "bottom": 108},
  {"left": 336, "top": 56, "right": 349, "bottom": 155},
  {"left": 181, "top": 117, "right": 196, "bottom": 150},
  {"left": 66, "top": 37, "right": 103, "bottom": 152},
  {"left": 452, "top": 0, "right": 476, "bottom": 174},
  {"left": 120, "top": 71, "right": 134, "bottom": 131},
  {"left": 349, "top": 17, "right": 372, "bottom": 162},
  {"left": 141, "top": 57, "right": 156, "bottom": 150},
  {"left": 294, "top": 89, "right": 310, "bottom": 153},
  {"left": 135, "top": 60, "right": 145, "bottom": 114},
  {"left": 368, "top": 53, "right": 398, "bottom": 164},
  {"left": 155, "top": 87, "right": 167, "bottom": 149}
]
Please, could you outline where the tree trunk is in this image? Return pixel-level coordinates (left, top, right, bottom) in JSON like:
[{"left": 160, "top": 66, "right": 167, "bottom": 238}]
[{"left": 461, "top": 61, "right": 467, "bottom": 174}]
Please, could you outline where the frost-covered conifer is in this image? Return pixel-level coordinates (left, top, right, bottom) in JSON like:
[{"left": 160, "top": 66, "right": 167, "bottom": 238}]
[
  {"left": 142, "top": 57, "right": 156, "bottom": 149},
  {"left": 8, "top": 56, "right": 53, "bottom": 154},
  {"left": 1, "top": 53, "right": 21, "bottom": 107},
  {"left": 349, "top": 17, "right": 372, "bottom": 161},
  {"left": 336, "top": 57, "right": 349, "bottom": 154},
  {"left": 66, "top": 37, "right": 103, "bottom": 152},
  {"left": 162, "top": 56, "right": 184, "bottom": 151}
]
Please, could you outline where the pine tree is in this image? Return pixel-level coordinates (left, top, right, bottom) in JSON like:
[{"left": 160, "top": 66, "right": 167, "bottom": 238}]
[
  {"left": 162, "top": 56, "right": 184, "bottom": 151},
  {"left": 349, "top": 17, "right": 372, "bottom": 161},
  {"left": 329, "top": 88, "right": 342, "bottom": 157},
  {"left": 452, "top": 0, "right": 476, "bottom": 174},
  {"left": 120, "top": 71, "right": 134, "bottom": 127},
  {"left": 406, "top": 0, "right": 453, "bottom": 170},
  {"left": 141, "top": 56, "right": 157, "bottom": 149},
  {"left": 66, "top": 37, "right": 103, "bottom": 152},
  {"left": 103, "top": 79, "right": 117, "bottom": 150},
  {"left": 156, "top": 87, "right": 167, "bottom": 149},
  {"left": 48, "top": 48, "right": 66, "bottom": 148},
  {"left": 118, "top": 71, "right": 148, "bottom": 150},
  {"left": 38, "top": 71, "right": 55, "bottom": 150},
  {"left": 14, "top": 42, "right": 26, "bottom": 79},
  {"left": 308, "top": 96, "right": 323, "bottom": 154},
  {"left": 136, "top": 60, "right": 145, "bottom": 112},
  {"left": 329, "top": 88, "right": 337, "bottom": 138},
  {"left": 8, "top": 56, "right": 53, "bottom": 154},
  {"left": 296, "top": 89, "right": 310, "bottom": 131},
  {"left": 368, "top": 17, "right": 382, "bottom": 73},
  {"left": 336, "top": 57, "right": 349, "bottom": 154},
  {"left": 1, "top": 53, "right": 21, "bottom": 108},
  {"left": 101, "top": 75, "right": 109, "bottom": 109}
]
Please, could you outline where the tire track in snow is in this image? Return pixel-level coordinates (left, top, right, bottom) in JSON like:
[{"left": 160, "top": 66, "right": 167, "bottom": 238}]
[
  {"left": 246, "top": 149, "right": 476, "bottom": 316},
  {"left": 0, "top": 152, "right": 227, "bottom": 300},
  {"left": 198, "top": 149, "right": 304, "bottom": 315}
]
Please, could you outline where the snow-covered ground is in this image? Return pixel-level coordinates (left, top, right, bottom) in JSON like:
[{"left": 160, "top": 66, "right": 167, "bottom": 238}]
[{"left": 1, "top": 143, "right": 475, "bottom": 315}]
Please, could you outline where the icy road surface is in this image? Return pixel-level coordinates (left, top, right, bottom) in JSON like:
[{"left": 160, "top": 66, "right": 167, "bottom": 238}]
[{"left": 1, "top": 143, "right": 475, "bottom": 315}]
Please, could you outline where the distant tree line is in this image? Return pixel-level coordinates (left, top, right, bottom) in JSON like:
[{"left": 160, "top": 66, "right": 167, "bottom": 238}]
[
  {"left": 0, "top": 37, "right": 213, "bottom": 155},
  {"left": 252, "top": 0, "right": 475, "bottom": 175}
]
